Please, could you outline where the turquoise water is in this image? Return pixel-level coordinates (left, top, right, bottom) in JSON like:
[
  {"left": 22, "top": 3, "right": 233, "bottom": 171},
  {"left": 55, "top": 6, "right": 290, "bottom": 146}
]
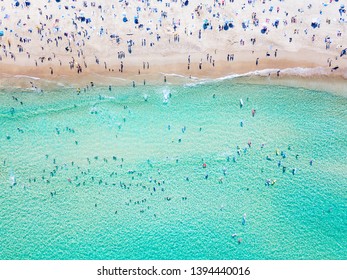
[{"left": 0, "top": 81, "right": 346, "bottom": 260}]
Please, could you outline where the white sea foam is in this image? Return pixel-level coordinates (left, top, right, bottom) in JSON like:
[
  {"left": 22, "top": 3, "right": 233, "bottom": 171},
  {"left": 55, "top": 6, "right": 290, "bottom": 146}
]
[
  {"left": 13, "top": 75, "right": 41, "bottom": 80},
  {"left": 181, "top": 66, "right": 340, "bottom": 87},
  {"left": 162, "top": 88, "right": 170, "bottom": 104}
]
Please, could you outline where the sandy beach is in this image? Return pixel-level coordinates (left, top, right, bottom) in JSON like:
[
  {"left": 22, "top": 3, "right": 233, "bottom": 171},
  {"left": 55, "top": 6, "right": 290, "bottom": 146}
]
[{"left": 0, "top": 0, "right": 346, "bottom": 91}]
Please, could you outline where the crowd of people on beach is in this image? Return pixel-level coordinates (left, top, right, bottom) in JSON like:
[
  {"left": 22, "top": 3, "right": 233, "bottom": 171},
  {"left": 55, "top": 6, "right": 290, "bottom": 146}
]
[{"left": 0, "top": 0, "right": 346, "bottom": 84}]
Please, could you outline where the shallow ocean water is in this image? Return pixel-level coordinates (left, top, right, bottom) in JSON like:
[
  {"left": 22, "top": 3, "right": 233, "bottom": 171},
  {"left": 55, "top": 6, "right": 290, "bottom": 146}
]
[{"left": 0, "top": 81, "right": 346, "bottom": 259}]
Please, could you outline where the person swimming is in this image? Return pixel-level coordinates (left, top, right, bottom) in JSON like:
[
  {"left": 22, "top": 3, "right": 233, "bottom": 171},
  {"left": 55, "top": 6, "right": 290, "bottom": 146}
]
[
  {"left": 247, "top": 140, "right": 252, "bottom": 147},
  {"left": 242, "top": 213, "right": 246, "bottom": 225}
]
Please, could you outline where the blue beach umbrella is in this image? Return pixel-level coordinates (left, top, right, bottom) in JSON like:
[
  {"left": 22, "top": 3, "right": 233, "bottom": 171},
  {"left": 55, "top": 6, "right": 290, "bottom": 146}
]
[
  {"left": 134, "top": 16, "right": 139, "bottom": 24},
  {"left": 123, "top": 17, "right": 128, "bottom": 22},
  {"left": 223, "top": 23, "right": 229, "bottom": 30},
  {"left": 261, "top": 26, "right": 267, "bottom": 34},
  {"left": 242, "top": 20, "right": 249, "bottom": 30},
  {"left": 25, "top": 1, "right": 31, "bottom": 7},
  {"left": 311, "top": 19, "right": 320, "bottom": 28},
  {"left": 14, "top": 1, "right": 20, "bottom": 7},
  {"left": 0, "top": 30, "right": 4, "bottom": 37},
  {"left": 273, "top": 19, "right": 279, "bottom": 28},
  {"left": 202, "top": 19, "right": 208, "bottom": 29},
  {"left": 56, "top": 0, "right": 61, "bottom": 3},
  {"left": 228, "top": 22, "right": 234, "bottom": 28},
  {"left": 184, "top": 0, "right": 189, "bottom": 6}
]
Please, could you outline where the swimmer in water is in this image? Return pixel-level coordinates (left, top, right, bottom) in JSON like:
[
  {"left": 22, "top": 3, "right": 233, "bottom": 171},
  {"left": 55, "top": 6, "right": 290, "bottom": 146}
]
[
  {"left": 242, "top": 213, "right": 246, "bottom": 225},
  {"left": 247, "top": 140, "right": 252, "bottom": 147}
]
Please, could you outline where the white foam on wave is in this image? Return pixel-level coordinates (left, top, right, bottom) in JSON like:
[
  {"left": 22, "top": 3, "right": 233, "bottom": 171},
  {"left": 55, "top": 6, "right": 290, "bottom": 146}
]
[
  {"left": 99, "top": 95, "right": 116, "bottom": 100},
  {"left": 182, "top": 66, "right": 339, "bottom": 87},
  {"left": 218, "top": 67, "right": 335, "bottom": 80},
  {"left": 160, "top": 72, "right": 187, "bottom": 79},
  {"left": 13, "top": 75, "right": 41, "bottom": 80},
  {"left": 162, "top": 88, "right": 170, "bottom": 103}
]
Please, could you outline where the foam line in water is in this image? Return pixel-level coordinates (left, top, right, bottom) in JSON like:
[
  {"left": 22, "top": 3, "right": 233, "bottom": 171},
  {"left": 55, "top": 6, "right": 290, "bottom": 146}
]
[{"left": 13, "top": 75, "right": 41, "bottom": 80}]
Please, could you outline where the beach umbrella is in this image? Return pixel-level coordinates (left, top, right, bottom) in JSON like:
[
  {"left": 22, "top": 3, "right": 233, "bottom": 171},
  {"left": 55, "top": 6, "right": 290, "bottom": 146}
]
[
  {"left": 0, "top": 31, "right": 4, "bottom": 37},
  {"left": 223, "top": 24, "right": 229, "bottom": 31},
  {"left": 228, "top": 21, "right": 234, "bottom": 28},
  {"left": 202, "top": 19, "right": 209, "bottom": 29},
  {"left": 14, "top": 1, "right": 20, "bottom": 7},
  {"left": 340, "top": 48, "right": 347, "bottom": 57},
  {"left": 311, "top": 18, "right": 320, "bottom": 28},
  {"left": 184, "top": 0, "right": 189, "bottom": 6},
  {"left": 25, "top": 1, "right": 31, "bottom": 7},
  {"left": 56, "top": 0, "right": 61, "bottom": 3},
  {"left": 273, "top": 19, "right": 279, "bottom": 28},
  {"left": 134, "top": 16, "right": 139, "bottom": 24},
  {"left": 261, "top": 26, "right": 267, "bottom": 34},
  {"left": 123, "top": 17, "right": 128, "bottom": 22},
  {"left": 242, "top": 20, "right": 249, "bottom": 29}
]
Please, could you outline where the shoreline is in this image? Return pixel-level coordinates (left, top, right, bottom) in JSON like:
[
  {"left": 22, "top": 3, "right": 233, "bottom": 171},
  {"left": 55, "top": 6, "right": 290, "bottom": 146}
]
[{"left": 1, "top": 66, "right": 346, "bottom": 98}]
